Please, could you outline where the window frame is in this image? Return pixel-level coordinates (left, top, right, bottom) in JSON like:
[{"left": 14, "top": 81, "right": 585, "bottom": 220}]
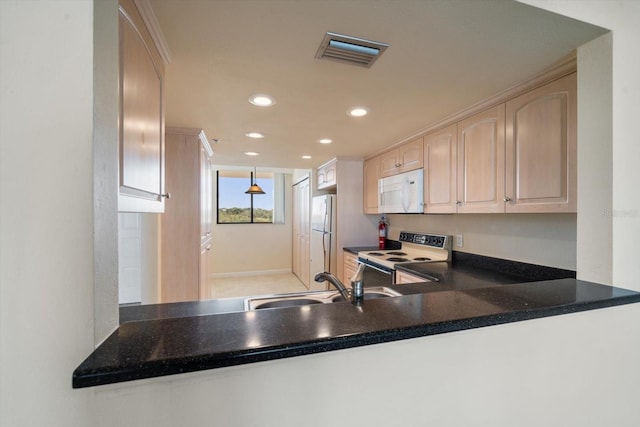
[{"left": 216, "top": 170, "right": 274, "bottom": 224}]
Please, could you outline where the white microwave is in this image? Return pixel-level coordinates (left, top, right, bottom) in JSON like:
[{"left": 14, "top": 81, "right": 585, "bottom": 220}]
[{"left": 378, "top": 169, "right": 424, "bottom": 214}]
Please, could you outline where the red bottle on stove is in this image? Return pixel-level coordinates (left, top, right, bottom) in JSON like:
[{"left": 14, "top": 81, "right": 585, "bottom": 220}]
[{"left": 378, "top": 216, "right": 387, "bottom": 249}]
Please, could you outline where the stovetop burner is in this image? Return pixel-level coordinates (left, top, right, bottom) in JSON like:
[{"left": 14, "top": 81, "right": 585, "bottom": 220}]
[{"left": 356, "top": 232, "right": 452, "bottom": 271}]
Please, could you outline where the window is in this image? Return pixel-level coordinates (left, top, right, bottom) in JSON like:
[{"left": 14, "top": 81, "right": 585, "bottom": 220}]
[{"left": 216, "top": 170, "right": 274, "bottom": 223}]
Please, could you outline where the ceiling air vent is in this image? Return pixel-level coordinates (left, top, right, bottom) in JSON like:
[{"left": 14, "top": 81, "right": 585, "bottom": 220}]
[{"left": 315, "top": 32, "right": 388, "bottom": 68}]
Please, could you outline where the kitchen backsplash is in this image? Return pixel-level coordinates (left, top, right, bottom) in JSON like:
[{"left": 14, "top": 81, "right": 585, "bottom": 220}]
[{"left": 383, "top": 213, "right": 577, "bottom": 270}]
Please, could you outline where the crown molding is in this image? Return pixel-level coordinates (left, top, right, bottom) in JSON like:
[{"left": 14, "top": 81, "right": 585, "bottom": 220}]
[{"left": 133, "top": 0, "right": 172, "bottom": 64}]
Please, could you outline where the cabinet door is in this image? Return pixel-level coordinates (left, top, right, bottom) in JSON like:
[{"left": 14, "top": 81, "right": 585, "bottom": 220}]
[
  {"left": 118, "top": 1, "right": 165, "bottom": 212},
  {"left": 399, "top": 137, "right": 424, "bottom": 173},
  {"left": 200, "top": 144, "right": 213, "bottom": 245},
  {"left": 161, "top": 132, "right": 200, "bottom": 303},
  {"left": 396, "top": 271, "right": 426, "bottom": 284},
  {"left": 317, "top": 160, "right": 337, "bottom": 190},
  {"left": 424, "top": 124, "right": 457, "bottom": 214},
  {"left": 456, "top": 105, "right": 505, "bottom": 213},
  {"left": 199, "top": 241, "right": 211, "bottom": 300},
  {"left": 343, "top": 252, "right": 359, "bottom": 283},
  {"left": 363, "top": 157, "right": 380, "bottom": 214},
  {"left": 293, "top": 178, "right": 311, "bottom": 287},
  {"left": 505, "top": 73, "right": 577, "bottom": 213},
  {"left": 379, "top": 149, "right": 400, "bottom": 177}
]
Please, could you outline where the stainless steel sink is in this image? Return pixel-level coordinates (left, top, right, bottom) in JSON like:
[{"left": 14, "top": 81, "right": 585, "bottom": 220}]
[{"left": 244, "top": 287, "right": 402, "bottom": 311}]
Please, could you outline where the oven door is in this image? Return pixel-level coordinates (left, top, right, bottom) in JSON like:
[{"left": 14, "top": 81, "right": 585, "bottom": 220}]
[{"left": 357, "top": 259, "right": 395, "bottom": 285}]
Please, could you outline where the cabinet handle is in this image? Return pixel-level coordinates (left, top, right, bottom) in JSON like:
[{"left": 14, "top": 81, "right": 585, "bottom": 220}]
[
  {"left": 504, "top": 197, "right": 512, "bottom": 202},
  {"left": 162, "top": 192, "right": 171, "bottom": 199},
  {"left": 456, "top": 201, "right": 462, "bottom": 205}
]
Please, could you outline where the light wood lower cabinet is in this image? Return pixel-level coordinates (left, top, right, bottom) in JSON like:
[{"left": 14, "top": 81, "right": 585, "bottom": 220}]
[
  {"left": 395, "top": 271, "right": 426, "bottom": 284},
  {"left": 505, "top": 73, "right": 577, "bottom": 213},
  {"left": 292, "top": 177, "right": 311, "bottom": 288},
  {"left": 343, "top": 252, "right": 359, "bottom": 284},
  {"left": 161, "top": 127, "right": 213, "bottom": 303},
  {"left": 200, "top": 241, "right": 212, "bottom": 299}
]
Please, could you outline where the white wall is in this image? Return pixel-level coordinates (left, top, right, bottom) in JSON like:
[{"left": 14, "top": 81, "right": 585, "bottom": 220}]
[
  {"left": 385, "top": 213, "right": 577, "bottom": 270},
  {"left": 92, "top": 303, "right": 640, "bottom": 427},
  {"left": 0, "top": 1, "right": 95, "bottom": 426},
  {"left": 576, "top": 32, "right": 613, "bottom": 284},
  {"left": 210, "top": 170, "right": 293, "bottom": 276},
  {"left": 2, "top": 1, "right": 640, "bottom": 427}
]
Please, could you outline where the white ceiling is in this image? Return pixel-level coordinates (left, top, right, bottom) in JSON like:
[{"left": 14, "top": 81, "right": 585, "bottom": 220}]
[{"left": 149, "top": 0, "right": 605, "bottom": 169}]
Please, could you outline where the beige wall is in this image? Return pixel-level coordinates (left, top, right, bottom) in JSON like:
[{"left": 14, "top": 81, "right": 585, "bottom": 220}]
[
  {"left": 210, "top": 169, "right": 293, "bottom": 276},
  {"left": 385, "top": 213, "right": 577, "bottom": 270},
  {"left": 2, "top": 1, "right": 640, "bottom": 427}
]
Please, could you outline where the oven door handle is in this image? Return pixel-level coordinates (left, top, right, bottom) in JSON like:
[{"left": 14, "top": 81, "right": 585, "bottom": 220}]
[{"left": 357, "top": 260, "right": 393, "bottom": 276}]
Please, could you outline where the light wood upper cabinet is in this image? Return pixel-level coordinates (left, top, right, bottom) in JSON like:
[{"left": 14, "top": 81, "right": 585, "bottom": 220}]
[
  {"left": 118, "top": 0, "right": 165, "bottom": 213},
  {"left": 363, "top": 156, "right": 380, "bottom": 214},
  {"left": 317, "top": 159, "right": 337, "bottom": 190},
  {"left": 380, "top": 137, "right": 424, "bottom": 177},
  {"left": 505, "top": 73, "right": 577, "bottom": 213},
  {"left": 424, "top": 124, "right": 458, "bottom": 214},
  {"left": 456, "top": 105, "right": 505, "bottom": 214}
]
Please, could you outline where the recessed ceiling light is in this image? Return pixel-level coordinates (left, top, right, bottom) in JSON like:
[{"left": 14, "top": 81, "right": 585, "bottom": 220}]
[
  {"left": 245, "top": 132, "right": 265, "bottom": 139},
  {"left": 318, "top": 138, "right": 333, "bottom": 144},
  {"left": 348, "top": 107, "right": 369, "bottom": 117},
  {"left": 301, "top": 155, "right": 312, "bottom": 159},
  {"left": 248, "top": 94, "right": 276, "bottom": 107},
  {"left": 244, "top": 151, "right": 259, "bottom": 156}
]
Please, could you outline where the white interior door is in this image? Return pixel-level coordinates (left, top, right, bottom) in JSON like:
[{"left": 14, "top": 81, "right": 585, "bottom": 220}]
[{"left": 118, "top": 213, "right": 142, "bottom": 304}]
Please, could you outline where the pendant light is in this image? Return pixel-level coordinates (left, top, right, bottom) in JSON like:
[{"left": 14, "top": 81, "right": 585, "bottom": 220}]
[{"left": 245, "top": 167, "right": 265, "bottom": 194}]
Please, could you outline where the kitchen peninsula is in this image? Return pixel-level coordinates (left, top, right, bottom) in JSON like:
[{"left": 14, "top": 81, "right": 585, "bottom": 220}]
[{"left": 74, "top": 257, "right": 640, "bottom": 388}]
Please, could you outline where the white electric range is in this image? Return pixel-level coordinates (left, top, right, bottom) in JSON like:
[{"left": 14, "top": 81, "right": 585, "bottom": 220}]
[{"left": 357, "top": 231, "right": 452, "bottom": 283}]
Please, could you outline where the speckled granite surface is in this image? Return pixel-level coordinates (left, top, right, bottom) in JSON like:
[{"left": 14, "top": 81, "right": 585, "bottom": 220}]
[{"left": 75, "top": 277, "right": 640, "bottom": 388}]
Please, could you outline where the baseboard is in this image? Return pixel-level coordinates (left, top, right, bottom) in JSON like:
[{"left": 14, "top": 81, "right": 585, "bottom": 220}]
[{"left": 210, "top": 269, "right": 292, "bottom": 279}]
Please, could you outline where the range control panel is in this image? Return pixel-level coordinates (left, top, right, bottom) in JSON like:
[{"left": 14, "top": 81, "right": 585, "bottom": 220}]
[{"left": 398, "top": 232, "right": 450, "bottom": 249}]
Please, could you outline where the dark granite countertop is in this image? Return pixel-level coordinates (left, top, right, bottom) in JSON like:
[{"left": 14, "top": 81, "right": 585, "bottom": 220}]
[
  {"left": 396, "top": 252, "right": 576, "bottom": 292},
  {"left": 74, "top": 277, "right": 640, "bottom": 388}
]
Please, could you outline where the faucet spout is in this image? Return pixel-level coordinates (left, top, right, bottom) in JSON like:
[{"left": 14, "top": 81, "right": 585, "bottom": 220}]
[
  {"left": 314, "top": 272, "right": 350, "bottom": 300},
  {"left": 350, "top": 263, "right": 366, "bottom": 301}
]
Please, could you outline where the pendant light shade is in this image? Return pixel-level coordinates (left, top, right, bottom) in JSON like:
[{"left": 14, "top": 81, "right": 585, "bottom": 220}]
[{"left": 245, "top": 167, "right": 265, "bottom": 194}]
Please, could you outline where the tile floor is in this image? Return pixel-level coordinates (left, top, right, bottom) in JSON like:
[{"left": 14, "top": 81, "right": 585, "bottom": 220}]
[{"left": 206, "top": 273, "right": 308, "bottom": 299}]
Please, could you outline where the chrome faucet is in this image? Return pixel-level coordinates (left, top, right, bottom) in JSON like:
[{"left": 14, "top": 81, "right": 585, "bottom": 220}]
[{"left": 314, "top": 263, "right": 366, "bottom": 303}]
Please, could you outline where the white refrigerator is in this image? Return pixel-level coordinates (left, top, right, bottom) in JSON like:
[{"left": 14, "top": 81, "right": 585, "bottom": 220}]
[{"left": 310, "top": 195, "right": 337, "bottom": 290}]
